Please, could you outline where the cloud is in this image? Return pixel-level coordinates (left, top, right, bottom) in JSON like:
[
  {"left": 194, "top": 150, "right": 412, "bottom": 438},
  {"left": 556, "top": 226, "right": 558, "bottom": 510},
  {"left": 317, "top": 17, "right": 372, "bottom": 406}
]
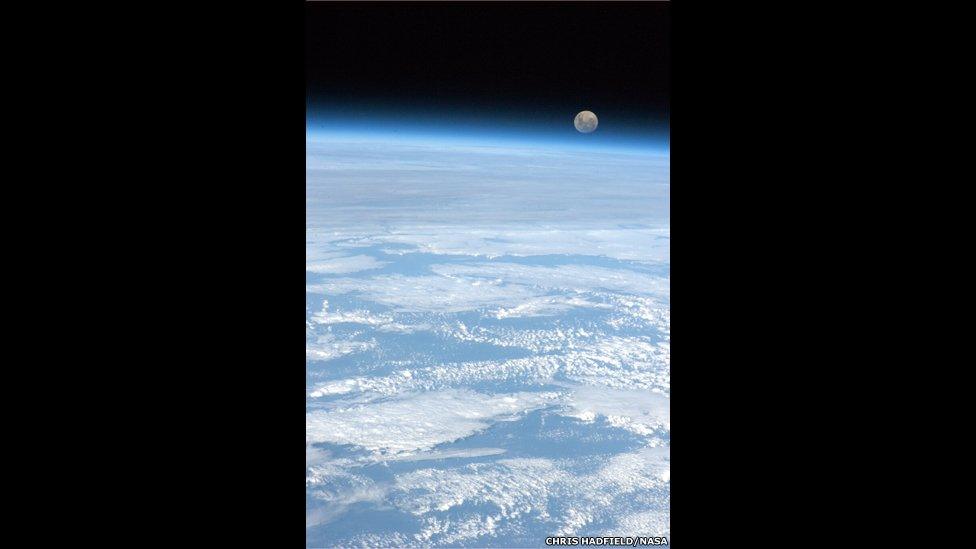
[
  {"left": 307, "top": 356, "right": 561, "bottom": 399},
  {"left": 431, "top": 262, "right": 670, "bottom": 299},
  {"left": 306, "top": 484, "right": 389, "bottom": 528},
  {"left": 381, "top": 448, "right": 670, "bottom": 543},
  {"left": 305, "top": 333, "right": 375, "bottom": 362},
  {"left": 309, "top": 300, "right": 428, "bottom": 333},
  {"left": 307, "top": 333, "right": 670, "bottom": 399},
  {"left": 611, "top": 510, "right": 670, "bottom": 537},
  {"left": 390, "top": 447, "right": 507, "bottom": 462},
  {"left": 307, "top": 274, "right": 542, "bottom": 313},
  {"left": 491, "top": 295, "right": 612, "bottom": 319},
  {"left": 393, "top": 458, "right": 566, "bottom": 517},
  {"left": 562, "top": 386, "right": 671, "bottom": 436},
  {"left": 306, "top": 140, "right": 669, "bottom": 256},
  {"left": 351, "top": 226, "right": 671, "bottom": 263},
  {"left": 304, "top": 137, "right": 671, "bottom": 546},
  {"left": 306, "top": 262, "right": 668, "bottom": 315},
  {"left": 306, "top": 254, "right": 388, "bottom": 274},
  {"left": 306, "top": 389, "right": 558, "bottom": 455}
]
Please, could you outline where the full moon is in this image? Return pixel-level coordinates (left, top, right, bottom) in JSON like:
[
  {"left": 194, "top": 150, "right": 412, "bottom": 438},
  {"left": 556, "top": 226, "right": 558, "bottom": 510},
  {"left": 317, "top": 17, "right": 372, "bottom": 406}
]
[{"left": 574, "top": 110, "right": 598, "bottom": 133}]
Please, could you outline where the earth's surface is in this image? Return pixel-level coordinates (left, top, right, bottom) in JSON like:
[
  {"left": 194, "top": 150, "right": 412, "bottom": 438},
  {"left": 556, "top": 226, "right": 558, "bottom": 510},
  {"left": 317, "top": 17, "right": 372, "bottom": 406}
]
[{"left": 306, "top": 135, "right": 670, "bottom": 548}]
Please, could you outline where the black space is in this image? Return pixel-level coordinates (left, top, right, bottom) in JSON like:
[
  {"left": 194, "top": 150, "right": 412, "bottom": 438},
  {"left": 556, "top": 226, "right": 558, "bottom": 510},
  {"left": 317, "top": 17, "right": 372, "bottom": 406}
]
[{"left": 306, "top": 1, "right": 669, "bottom": 124}]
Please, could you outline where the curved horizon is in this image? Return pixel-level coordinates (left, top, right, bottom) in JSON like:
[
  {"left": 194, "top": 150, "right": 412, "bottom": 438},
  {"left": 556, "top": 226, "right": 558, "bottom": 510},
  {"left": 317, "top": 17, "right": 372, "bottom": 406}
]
[{"left": 307, "top": 107, "right": 669, "bottom": 155}]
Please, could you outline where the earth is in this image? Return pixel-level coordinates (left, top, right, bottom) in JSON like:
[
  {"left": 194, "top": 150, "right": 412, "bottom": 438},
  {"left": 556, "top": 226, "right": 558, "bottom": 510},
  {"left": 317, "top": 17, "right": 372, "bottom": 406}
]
[{"left": 306, "top": 134, "right": 670, "bottom": 548}]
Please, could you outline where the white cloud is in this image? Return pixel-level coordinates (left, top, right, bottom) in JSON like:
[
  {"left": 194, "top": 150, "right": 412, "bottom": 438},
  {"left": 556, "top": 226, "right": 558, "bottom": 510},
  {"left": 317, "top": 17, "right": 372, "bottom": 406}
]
[
  {"left": 561, "top": 337, "right": 670, "bottom": 392},
  {"left": 307, "top": 274, "right": 542, "bottom": 313},
  {"left": 307, "top": 332, "right": 670, "bottom": 400},
  {"left": 346, "top": 226, "right": 671, "bottom": 263},
  {"left": 431, "top": 262, "right": 669, "bottom": 299},
  {"left": 305, "top": 138, "right": 671, "bottom": 546},
  {"left": 306, "top": 263, "right": 668, "bottom": 315},
  {"left": 305, "top": 333, "right": 375, "bottom": 362},
  {"left": 306, "top": 389, "right": 558, "bottom": 455},
  {"left": 491, "top": 295, "right": 611, "bottom": 319},
  {"left": 306, "top": 254, "right": 388, "bottom": 274},
  {"left": 383, "top": 448, "right": 670, "bottom": 542},
  {"left": 611, "top": 510, "right": 670, "bottom": 538},
  {"left": 307, "top": 356, "right": 562, "bottom": 399},
  {"left": 307, "top": 141, "right": 669, "bottom": 250},
  {"left": 394, "top": 458, "right": 566, "bottom": 517},
  {"left": 306, "top": 483, "right": 389, "bottom": 528},
  {"left": 562, "top": 386, "right": 670, "bottom": 436},
  {"left": 388, "top": 447, "right": 506, "bottom": 462},
  {"left": 309, "top": 300, "right": 428, "bottom": 333}
]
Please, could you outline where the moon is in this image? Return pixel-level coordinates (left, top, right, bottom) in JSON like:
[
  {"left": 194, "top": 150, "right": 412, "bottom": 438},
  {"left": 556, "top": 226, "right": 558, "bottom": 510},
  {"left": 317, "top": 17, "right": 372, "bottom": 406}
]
[{"left": 574, "top": 110, "right": 598, "bottom": 133}]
